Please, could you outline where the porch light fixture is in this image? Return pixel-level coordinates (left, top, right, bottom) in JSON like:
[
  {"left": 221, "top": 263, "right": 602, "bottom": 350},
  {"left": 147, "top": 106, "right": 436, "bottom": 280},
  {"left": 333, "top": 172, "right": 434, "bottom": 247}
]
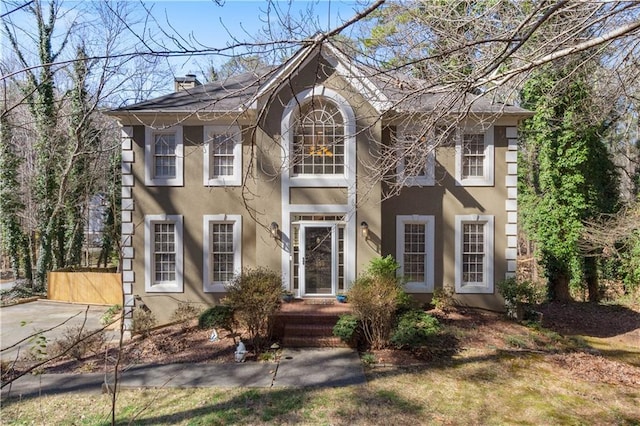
[
  {"left": 269, "top": 222, "right": 279, "bottom": 239},
  {"left": 360, "top": 221, "right": 369, "bottom": 240}
]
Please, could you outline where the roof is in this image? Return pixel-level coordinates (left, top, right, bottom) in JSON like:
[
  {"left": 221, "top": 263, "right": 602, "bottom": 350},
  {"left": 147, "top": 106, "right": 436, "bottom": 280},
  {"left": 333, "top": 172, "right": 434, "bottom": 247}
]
[
  {"left": 109, "top": 40, "right": 531, "bottom": 118},
  {"left": 109, "top": 66, "right": 276, "bottom": 114}
]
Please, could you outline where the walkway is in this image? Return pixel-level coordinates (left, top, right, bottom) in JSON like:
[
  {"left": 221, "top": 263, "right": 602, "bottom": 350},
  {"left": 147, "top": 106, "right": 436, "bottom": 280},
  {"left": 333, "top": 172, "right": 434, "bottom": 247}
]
[{"left": 1, "top": 347, "right": 366, "bottom": 399}]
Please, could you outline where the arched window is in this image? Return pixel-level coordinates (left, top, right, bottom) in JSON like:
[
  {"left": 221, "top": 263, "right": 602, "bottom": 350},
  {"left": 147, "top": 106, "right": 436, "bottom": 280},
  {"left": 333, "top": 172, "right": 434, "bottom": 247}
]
[{"left": 292, "top": 99, "right": 345, "bottom": 175}]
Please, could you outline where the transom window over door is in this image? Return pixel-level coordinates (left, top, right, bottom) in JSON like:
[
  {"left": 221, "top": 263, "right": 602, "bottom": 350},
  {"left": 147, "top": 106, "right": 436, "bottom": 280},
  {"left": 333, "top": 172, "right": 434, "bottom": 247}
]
[{"left": 293, "top": 100, "right": 345, "bottom": 175}]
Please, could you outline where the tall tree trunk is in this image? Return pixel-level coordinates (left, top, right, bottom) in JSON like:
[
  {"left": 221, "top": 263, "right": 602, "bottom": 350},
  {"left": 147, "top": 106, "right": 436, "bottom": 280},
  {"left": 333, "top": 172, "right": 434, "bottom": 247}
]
[
  {"left": 551, "top": 273, "right": 572, "bottom": 302},
  {"left": 585, "top": 257, "right": 599, "bottom": 302}
]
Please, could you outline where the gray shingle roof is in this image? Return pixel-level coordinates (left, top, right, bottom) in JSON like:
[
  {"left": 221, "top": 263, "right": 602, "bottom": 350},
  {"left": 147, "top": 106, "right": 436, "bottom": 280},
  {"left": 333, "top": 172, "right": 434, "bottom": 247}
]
[
  {"left": 110, "top": 43, "right": 530, "bottom": 117},
  {"left": 111, "top": 66, "right": 276, "bottom": 113}
]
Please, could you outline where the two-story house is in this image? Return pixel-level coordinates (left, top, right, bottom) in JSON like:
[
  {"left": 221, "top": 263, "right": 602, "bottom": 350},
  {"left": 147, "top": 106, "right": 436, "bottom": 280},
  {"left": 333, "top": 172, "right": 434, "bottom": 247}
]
[{"left": 108, "top": 39, "right": 531, "bottom": 328}]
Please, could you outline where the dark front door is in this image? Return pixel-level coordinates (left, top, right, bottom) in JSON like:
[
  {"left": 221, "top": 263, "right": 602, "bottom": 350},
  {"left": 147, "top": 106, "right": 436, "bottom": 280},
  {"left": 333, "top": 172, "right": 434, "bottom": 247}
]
[{"left": 300, "top": 224, "right": 335, "bottom": 295}]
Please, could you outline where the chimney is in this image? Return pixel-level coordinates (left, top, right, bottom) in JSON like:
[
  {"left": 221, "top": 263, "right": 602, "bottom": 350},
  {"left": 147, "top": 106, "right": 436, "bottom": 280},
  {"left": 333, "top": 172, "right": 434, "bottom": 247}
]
[{"left": 174, "top": 74, "right": 201, "bottom": 91}]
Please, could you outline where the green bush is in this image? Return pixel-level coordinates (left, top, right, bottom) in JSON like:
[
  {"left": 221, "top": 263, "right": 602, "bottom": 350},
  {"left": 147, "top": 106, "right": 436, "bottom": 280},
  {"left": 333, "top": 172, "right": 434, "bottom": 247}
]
[
  {"left": 390, "top": 309, "right": 440, "bottom": 349},
  {"left": 224, "top": 267, "right": 282, "bottom": 352},
  {"left": 498, "top": 277, "right": 543, "bottom": 305},
  {"left": 198, "top": 305, "right": 235, "bottom": 332},
  {"left": 366, "top": 255, "right": 400, "bottom": 279},
  {"left": 333, "top": 314, "right": 359, "bottom": 343}
]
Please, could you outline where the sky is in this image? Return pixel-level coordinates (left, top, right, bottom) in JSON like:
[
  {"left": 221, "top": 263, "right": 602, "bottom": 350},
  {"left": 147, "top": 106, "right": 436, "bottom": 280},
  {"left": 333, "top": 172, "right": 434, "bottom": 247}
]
[{"left": 135, "top": 1, "right": 373, "bottom": 75}]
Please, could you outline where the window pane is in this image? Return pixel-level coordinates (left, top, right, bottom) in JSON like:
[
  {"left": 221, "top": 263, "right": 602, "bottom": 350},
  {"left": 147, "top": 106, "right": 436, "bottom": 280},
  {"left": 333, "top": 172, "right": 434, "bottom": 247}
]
[
  {"left": 404, "top": 223, "right": 426, "bottom": 282},
  {"left": 154, "top": 223, "right": 176, "bottom": 283},
  {"left": 462, "top": 223, "right": 485, "bottom": 283},
  {"left": 211, "top": 223, "right": 235, "bottom": 282},
  {"left": 462, "top": 133, "right": 484, "bottom": 178},
  {"left": 293, "top": 100, "right": 344, "bottom": 175},
  {"left": 154, "top": 134, "right": 176, "bottom": 178},
  {"left": 211, "top": 134, "right": 235, "bottom": 177}
]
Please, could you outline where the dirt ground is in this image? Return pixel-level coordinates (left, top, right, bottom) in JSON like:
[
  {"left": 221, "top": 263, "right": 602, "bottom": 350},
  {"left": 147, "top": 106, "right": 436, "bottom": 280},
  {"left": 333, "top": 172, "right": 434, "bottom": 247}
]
[{"left": 2, "top": 301, "right": 639, "bottom": 388}]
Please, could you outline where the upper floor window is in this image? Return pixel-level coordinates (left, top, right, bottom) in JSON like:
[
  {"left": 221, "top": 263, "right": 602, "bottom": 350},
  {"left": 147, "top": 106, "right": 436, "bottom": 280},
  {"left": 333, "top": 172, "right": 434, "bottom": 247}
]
[
  {"left": 293, "top": 100, "right": 345, "bottom": 175},
  {"left": 396, "top": 126, "right": 436, "bottom": 186},
  {"left": 204, "top": 125, "right": 242, "bottom": 186},
  {"left": 455, "top": 126, "right": 494, "bottom": 186},
  {"left": 455, "top": 215, "right": 494, "bottom": 294},
  {"left": 145, "top": 214, "right": 183, "bottom": 293},
  {"left": 145, "top": 126, "right": 184, "bottom": 186}
]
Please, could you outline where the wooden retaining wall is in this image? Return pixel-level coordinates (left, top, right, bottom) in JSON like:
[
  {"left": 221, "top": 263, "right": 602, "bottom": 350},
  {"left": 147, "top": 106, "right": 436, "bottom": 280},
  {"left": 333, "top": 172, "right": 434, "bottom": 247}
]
[{"left": 48, "top": 271, "right": 122, "bottom": 305}]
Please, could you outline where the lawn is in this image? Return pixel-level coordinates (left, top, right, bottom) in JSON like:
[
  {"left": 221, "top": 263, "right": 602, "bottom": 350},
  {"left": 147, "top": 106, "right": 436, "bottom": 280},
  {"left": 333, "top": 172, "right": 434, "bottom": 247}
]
[{"left": 2, "top": 301, "right": 639, "bottom": 425}]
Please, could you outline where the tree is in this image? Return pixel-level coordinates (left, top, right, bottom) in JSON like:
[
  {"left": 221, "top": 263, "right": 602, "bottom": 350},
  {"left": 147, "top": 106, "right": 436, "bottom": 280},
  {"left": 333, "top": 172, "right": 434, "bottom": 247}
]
[
  {"left": 0, "top": 107, "right": 26, "bottom": 279},
  {"left": 519, "top": 60, "right": 620, "bottom": 302}
]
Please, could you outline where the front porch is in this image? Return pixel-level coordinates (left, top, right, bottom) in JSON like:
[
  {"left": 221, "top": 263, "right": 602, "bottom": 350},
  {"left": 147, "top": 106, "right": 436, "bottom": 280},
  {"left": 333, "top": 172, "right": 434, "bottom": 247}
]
[{"left": 273, "top": 299, "right": 352, "bottom": 348}]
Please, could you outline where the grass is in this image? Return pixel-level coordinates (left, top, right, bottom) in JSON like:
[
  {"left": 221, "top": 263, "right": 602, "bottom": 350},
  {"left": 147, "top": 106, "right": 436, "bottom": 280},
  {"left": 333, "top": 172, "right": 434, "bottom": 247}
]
[{"left": 2, "top": 352, "right": 639, "bottom": 425}]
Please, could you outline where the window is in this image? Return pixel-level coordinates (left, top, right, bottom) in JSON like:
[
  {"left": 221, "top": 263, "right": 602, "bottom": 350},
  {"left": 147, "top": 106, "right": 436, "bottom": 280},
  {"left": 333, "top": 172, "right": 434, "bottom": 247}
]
[
  {"left": 396, "top": 126, "right": 436, "bottom": 186},
  {"left": 145, "top": 215, "right": 183, "bottom": 292},
  {"left": 204, "top": 125, "right": 242, "bottom": 186},
  {"left": 145, "top": 126, "right": 184, "bottom": 186},
  {"left": 455, "top": 215, "right": 494, "bottom": 293},
  {"left": 203, "top": 215, "right": 242, "bottom": 292},
  {"left": 396, "top": 215, "right": 435, "bottom": 292},
  {"left": 455, "top": 126, "right": 494, "bottom": 186},
  {"left": 292, "top": 99, "right": 345, "bottom": 175}
]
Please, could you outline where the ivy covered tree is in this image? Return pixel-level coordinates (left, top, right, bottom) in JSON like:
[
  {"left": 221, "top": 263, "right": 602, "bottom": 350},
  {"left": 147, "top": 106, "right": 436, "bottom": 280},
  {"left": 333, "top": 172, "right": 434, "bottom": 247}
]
[
  {"left": 519, "top": 60, "right": 620, "bottom": 302},
  {"left": 0, "top": 110, "right": 27, "bottom": 280}
]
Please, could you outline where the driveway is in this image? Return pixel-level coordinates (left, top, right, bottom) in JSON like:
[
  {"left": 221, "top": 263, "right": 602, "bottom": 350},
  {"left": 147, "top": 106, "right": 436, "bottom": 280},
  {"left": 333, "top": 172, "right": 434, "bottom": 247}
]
[{"left": 0, "top": 300, "right": 117, "bottom": 362}]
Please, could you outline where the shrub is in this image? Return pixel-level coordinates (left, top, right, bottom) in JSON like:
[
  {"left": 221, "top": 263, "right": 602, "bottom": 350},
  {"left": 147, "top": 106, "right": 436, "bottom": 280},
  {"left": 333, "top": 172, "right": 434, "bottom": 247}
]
[
  {"left": 132, "top": 308, "right": 157, "bottom": 337},
  {"left": 498, "top": 277, "right": 544, "bottom": 320},
  {"left": 171, "top": 301, "right": 203, "bottom": 330},
  {"left": 198, "top": 305, "right": 236, "bottom": 334},
  {"left": 366, "top": 255, "right": 400, "bottom": 279},
  {"left": 333, "top": 314, "right": 359, "bottom": 344},
  {"left": 54, "top": 326, "right": 106, "bottom": 360},
  {"left": 348, "top": 256, "right": 408, "bottom": 349},
  {"left": 390, "top": 309, "right": 440, "bottom": 349},
  {"left": 431, "top": 287, "right": 455, "bottom": 311},
  {"left": 224, "top": 267, "right": 282, "bottom": 352},
  {"left": 100, "top": 304, "right": 122, "bottom": 326},
  {"left": 498, "top": 277, "right": 543, "bottom": 305}
]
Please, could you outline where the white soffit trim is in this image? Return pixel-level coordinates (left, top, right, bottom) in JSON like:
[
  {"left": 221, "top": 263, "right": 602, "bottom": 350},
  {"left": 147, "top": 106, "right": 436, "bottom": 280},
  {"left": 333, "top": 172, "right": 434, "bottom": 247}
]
[{"left": 323, "top": 44, "right": 392, "bottom": 113}]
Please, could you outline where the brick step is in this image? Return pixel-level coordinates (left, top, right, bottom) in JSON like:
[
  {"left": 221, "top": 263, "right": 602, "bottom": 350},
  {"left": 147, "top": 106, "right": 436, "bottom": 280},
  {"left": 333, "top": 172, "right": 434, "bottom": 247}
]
[
  {"left": 282, "top": 335, "right": 348, "bottom": 348},
  {"left": 284, "top": 323, "right": 335, "bottom": 337},
  {"left": 277, "top": 314, "right": 342, "bottom": 325}
]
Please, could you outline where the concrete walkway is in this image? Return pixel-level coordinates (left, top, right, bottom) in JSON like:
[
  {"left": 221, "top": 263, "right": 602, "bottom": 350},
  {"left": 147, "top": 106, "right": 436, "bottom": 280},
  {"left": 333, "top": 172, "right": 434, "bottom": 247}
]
[{"left": 1, "top": 348, "right": 366, "bottom": 399}]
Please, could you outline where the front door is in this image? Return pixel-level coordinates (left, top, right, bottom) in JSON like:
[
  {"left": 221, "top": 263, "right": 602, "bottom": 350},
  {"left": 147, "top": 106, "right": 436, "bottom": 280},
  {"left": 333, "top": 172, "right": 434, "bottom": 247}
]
[{"left": 299, "top": 224, "right": 337, "bottom": 295}]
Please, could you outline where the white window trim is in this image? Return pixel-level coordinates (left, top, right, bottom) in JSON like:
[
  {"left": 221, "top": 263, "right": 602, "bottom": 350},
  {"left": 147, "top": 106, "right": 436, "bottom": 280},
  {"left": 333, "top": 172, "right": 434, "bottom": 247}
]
[
  {"left": 396, "top": 126, "right": 435, "bottom": 187},
  {"left": 145, "top": 126, "right": 184, "bottom": 186},
  {"left": 203, "top": 214, "right": 242, "bottom": 292},
  {"left": 396, "top": 215, "right": 435, "bottom": 293},
  {"left": 281, "top": 86, "right": 356, "bottom": 187},
  {"left": 145, "top": 214, "right": 183, "bottom": 293},
  {"left": 203, "top": 125, "right": 242, "bottom": 186},
  {"left": 455, "top": 215, "right": 494, "bottom": 294},
  {"left": 455, "top": 125, "right": 494, "bottom": 186}
]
